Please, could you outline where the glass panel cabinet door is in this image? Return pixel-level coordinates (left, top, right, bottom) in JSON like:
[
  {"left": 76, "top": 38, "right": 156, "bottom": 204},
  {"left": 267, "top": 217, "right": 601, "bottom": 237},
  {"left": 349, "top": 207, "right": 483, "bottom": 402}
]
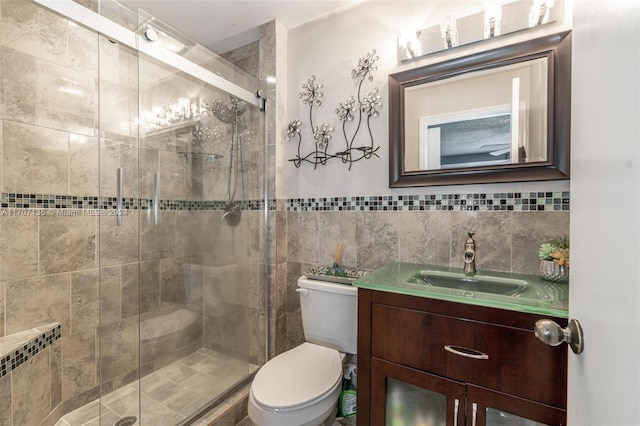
[
  {"left": 467, "top": 384, "right": 566, "bottom": 426},
  {"left": 371, "top": 358, "right": 466, "bottom": 426}
]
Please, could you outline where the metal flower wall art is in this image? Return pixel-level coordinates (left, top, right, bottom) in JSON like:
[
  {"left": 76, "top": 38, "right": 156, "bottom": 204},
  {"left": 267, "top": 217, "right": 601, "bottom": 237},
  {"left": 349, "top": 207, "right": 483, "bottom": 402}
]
[{"left": 288, "top": 50, "right": 382, "bottom": 169}]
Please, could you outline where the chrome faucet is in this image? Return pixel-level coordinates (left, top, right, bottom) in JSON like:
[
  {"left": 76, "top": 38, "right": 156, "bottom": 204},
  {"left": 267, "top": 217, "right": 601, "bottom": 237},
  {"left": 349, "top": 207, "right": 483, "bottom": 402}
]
[{"left": 463, "top": 232, "right": 477, "bottom": 274}]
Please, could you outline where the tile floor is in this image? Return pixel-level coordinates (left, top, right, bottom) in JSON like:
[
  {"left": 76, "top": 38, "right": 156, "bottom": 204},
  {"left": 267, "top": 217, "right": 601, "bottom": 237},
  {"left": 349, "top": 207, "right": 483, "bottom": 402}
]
[{"left": 56, "top": 348, "right": 257, "bottom": 426}]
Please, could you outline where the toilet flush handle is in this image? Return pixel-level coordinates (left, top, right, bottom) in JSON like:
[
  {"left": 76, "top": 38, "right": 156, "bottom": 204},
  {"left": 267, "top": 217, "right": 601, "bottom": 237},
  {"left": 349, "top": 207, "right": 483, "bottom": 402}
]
[{"left": 296, "top": 288, "right": 309, "bottom": 296}]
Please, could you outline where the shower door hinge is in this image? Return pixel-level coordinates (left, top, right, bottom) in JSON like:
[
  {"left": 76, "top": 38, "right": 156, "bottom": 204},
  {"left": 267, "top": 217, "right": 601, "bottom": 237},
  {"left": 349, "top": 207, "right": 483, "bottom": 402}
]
[{"left": 256, "top": 90, "right": 267, "bottom": 112}]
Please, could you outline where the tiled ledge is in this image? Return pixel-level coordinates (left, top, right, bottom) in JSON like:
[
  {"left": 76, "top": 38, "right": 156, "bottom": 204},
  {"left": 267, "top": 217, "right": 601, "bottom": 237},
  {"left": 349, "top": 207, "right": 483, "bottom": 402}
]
[{"left": 0, "top": 323, "right": 61, "bottom": 378}]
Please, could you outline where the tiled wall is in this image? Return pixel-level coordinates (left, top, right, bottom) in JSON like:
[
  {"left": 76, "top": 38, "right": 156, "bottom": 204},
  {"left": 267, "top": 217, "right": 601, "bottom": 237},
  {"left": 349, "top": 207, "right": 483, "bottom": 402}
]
[
  {"left": 0, "top": 1, "right": 267, "bottom": 425},
  {"left": 281, "top": 197, "right": 570, "bottom": 350}
]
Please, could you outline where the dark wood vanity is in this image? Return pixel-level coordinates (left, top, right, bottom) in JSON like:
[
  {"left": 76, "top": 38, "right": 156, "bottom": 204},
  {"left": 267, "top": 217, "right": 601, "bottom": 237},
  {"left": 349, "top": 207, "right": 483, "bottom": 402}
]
[{"left": 356, "top": 288, "right": 568, "bottom": 425}]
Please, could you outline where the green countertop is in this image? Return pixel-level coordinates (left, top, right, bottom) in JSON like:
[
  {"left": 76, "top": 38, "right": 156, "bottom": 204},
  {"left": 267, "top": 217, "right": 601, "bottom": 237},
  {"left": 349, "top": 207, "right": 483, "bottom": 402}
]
[{"left": 353, "top": 262, "right": 568, "bottom": 318}]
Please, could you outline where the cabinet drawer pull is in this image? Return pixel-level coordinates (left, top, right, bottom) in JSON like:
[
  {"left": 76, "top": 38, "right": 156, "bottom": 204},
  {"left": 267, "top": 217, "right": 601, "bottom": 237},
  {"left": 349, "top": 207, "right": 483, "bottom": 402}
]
[
  {"left": 444, "top": 345, "right": 489, "bottom": 360},
  {"left": 453, "top": 398, "right": 459, "bottom": 426},
  {"left": 472, "top": 402, "right": 478, "bottom": 426}
]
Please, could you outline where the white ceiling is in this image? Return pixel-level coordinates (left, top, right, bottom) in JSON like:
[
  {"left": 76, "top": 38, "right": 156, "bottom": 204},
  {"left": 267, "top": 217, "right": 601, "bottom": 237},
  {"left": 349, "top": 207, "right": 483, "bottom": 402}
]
[{"left": 117, "top": 0, "right": 367, "bottom": 54}]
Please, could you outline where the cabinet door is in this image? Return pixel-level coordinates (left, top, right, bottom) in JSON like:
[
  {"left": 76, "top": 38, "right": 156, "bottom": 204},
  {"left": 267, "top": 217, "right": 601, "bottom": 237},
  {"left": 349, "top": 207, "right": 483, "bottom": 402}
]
[
  {"left": 371, "top": 358, "right": 466, "bottom": 426},
  {"left": 467, "top": 385, "right": 566, "bottom": 426}
]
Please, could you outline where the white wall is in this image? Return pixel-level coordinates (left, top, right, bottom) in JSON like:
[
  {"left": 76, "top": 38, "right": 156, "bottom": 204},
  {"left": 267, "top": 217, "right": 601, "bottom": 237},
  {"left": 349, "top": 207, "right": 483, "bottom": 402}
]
[{"left": 286, "top": 0, "right": 572, "bottom": 198}]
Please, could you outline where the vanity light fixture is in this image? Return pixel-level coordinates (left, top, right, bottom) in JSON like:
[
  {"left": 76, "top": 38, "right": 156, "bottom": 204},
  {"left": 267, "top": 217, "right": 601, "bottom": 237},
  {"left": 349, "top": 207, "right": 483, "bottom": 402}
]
[
  {"left": 399, "top": 30, "right": 422, "bottom": 59},
  {"left": 139, "top": 97, "right": 203, "bottom": 131},
  {"left": 440, "top": 15, "right": 459, "bottom": 49},
  {"left": 484, "top": 1, "right": 503, "bottom": 39},
  {"left": 397, "top": 0, "right": 564, "bottom": 62},
  {"left": 529, "top": 0, "right": 555, "bottom": 27}
]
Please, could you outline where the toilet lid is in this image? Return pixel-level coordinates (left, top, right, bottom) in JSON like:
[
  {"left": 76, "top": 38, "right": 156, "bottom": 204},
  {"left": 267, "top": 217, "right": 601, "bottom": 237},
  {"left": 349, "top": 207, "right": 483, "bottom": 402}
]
[{"left": 252, "top": 342, "right": 342, "bottom": 410}]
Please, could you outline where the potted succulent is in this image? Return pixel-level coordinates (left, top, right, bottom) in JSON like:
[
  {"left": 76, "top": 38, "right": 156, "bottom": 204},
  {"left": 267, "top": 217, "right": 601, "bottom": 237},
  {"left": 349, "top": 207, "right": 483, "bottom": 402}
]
[{"left": 538, "top": 235, "right": 570, "bottom": 282}]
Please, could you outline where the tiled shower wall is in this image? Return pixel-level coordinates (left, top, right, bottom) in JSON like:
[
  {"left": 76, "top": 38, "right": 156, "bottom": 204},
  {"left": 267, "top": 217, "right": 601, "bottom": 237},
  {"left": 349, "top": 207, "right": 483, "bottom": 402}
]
[{"left": 0, "top": 1, "right": 266, "bottom": 425}]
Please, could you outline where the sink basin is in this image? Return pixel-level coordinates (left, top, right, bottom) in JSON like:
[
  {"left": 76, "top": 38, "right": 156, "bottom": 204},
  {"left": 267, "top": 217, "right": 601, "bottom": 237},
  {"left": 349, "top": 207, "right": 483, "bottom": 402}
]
[{"left": 410, "top": 270, "right": 528, "bottom": 297}]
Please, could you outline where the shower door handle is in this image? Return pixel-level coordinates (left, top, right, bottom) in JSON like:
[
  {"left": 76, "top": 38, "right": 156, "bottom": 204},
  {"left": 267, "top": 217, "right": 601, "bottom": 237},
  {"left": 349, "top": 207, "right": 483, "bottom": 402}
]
[
  {"left": 152, "top": 172, "right": 160, "bottom": 225},
  {"left": 116, "top": 167, "right": 123, "bottom": 226}
]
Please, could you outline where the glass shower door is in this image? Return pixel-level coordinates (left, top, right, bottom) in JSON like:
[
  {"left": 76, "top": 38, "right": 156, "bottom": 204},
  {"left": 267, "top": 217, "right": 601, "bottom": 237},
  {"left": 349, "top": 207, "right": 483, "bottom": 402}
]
[{"left": 135, "top": 11, "right": 266, "bottom": 424}]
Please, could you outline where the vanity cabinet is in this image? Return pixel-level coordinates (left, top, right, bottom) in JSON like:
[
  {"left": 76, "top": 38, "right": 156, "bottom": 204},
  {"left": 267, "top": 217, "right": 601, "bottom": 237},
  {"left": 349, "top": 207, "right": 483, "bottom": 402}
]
[{"left": 357, "top": 288, "right": 568, "bottom": 426}]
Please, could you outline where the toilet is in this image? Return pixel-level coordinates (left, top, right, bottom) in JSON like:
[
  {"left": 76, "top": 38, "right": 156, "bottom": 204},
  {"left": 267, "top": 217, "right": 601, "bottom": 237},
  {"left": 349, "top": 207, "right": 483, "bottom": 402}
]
[{"left": 248, "top": 276, "right": 358, "bottom": 426}]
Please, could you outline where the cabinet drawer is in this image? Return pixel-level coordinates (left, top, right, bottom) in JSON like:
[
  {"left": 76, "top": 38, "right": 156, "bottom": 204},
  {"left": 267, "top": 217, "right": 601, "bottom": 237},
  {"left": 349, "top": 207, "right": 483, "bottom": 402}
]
[{"left": 371, "top": 303, "right": 567, "bottom": 408}]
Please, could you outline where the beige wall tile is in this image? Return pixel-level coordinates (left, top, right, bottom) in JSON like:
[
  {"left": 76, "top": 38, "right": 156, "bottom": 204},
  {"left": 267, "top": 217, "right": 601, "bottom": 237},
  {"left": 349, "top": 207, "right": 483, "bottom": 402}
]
[
  {"left": 2, "top": 121, "right": 69, "bottom": 194},
  {"left": 140, "top": 260, "right": 160, "bottom": 314},
  {"left": 0, "top": 46, "right": 36, "bottom": 123},
  {"left": 12, "top": 348, "right": 51, "bottom": 425},
  {"left": 0, "top": 0, "right": 66, "bottom": 64},
  {"left": 62, "top": 329, "right": 96, "bottom": 400},
  {"left": 99, "top": 138, "right": 120, "bottom": 198},
  {"left": 99, "top": 36, "right": 137, "bottom": 89},
  {"left": 39, "top": 214, "right": 96, "bottom": 275},
  {"left": 141, "top": 211, "right": 176, "bottom": 261},
  {"left": 100, "top": 80, "right": 136, "bottom": 139},
  {"left": 286, "top": 210, "right": 318, "bottom": 264},
  {"left": 67, "top": 15, "right": 98, "bottom": 76},
  {"left": 356, "top": 211, "right": 400, "bottom": 270},
  {"left": 36, "top": 60, "right": 97, "bottom": 136},
  {"left": 160, "top": 151, "right": 190, "bottom": 199},
  {"left": 0, "top": 214, "right": 38, "bottom": 280},
  {"left": 0, "top": 281, "right": 4, "bottom": 338},
  {"left": 99, "top": 210, "right": 139, "bottom": 267},
  {"left": 100, "top": 266, "right": 121, "bottom": 325},
  {"left": 176, "top": 211, "right": 204, "bottom": 257},
  {"left": 0, "top": 373, "right": 10, "bottom": 426},
  {"left": 121, "top": 263, "right": 140, "bottom": 319},
  {"left": 99, "top": 316, "right": 139, "bottom": 383},
  {"left": 318, "top": 211, "right": 357, "bottom": 267},
  {"left": 69, "top": 133, "right": 99, "bottom": 196},
  {"left": 160, "top": 257, "right": 192, "bottom": 307},
  {"left": 5, "top": 273, "right": 70, "bottom": 335},
  {"left": 50, "top": 340, "right": 62, "bottom": 410},
  {"left": 398, "top": 211, "right": 451, "bottom": 266},
  {"left": 70, "top": 269, "right": 99, "bottom": 334}
]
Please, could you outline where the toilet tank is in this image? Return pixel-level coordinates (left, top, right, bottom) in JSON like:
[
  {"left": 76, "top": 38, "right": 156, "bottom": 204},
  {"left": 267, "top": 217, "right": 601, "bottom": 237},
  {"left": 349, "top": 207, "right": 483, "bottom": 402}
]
[{"left": 297, "top": 276, "right": 358, "bottom": 354}]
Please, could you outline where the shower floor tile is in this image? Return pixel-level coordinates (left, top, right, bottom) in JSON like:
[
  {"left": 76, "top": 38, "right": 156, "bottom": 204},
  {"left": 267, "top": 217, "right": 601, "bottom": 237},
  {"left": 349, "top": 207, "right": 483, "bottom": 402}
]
[{"left": 57, "top": 348, "right": 257, "bottom": 426}]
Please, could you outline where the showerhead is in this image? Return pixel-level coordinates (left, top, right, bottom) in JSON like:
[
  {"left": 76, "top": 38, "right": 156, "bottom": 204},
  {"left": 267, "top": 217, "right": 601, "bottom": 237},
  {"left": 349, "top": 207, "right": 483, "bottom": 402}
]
[{"left": 203, "top": 96, "right": 247, "bottom": 124}]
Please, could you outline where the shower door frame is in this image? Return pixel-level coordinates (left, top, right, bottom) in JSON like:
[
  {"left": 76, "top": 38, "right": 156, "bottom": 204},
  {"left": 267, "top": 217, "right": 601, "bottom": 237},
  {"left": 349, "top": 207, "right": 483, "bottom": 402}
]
[{"left": 31, "top": 1, "right": 270, "bottom": 424}]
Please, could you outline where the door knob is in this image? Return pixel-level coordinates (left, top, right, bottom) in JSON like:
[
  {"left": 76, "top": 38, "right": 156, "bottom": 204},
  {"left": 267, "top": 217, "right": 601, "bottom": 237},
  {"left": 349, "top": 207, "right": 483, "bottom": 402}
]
[{"left": 534, "top": 318, "right": 584, "bottom": 354}]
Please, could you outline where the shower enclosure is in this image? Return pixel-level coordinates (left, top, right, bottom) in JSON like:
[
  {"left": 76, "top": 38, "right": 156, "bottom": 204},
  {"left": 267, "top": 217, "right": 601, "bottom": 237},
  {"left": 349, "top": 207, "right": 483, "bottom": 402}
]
[{"left": 0, "top": 0, "right": 268, "bottom": 424}]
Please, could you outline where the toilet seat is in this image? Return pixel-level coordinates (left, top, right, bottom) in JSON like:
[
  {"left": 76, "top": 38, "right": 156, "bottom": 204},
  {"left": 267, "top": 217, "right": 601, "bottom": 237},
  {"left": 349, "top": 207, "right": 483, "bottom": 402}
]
[{"left": 251, "top": 342, "right": 343, "bottom": 411}]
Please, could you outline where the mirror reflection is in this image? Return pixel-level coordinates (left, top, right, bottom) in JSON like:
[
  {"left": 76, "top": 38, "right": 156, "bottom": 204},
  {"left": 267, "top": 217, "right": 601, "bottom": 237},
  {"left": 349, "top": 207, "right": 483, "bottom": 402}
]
[
  {"left": 404, "top": 58, "right": 548, "bottom": 172},
  {"left": 389, "top": 31, "right": 571, "bottom": 188}
]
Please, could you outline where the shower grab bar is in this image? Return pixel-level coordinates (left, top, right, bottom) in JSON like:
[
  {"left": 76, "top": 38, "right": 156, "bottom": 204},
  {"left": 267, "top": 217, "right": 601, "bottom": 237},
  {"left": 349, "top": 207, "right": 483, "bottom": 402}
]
[
  {"left": 116, "top": 167, "right": 123, "bottom": 226},
  {"left": 153, "top": 172, "right": 160, "bottom": 225}
]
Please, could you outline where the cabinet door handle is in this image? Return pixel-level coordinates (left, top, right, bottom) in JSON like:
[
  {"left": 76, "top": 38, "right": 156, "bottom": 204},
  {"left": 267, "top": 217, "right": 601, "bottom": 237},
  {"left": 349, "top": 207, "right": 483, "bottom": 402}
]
[
  {"left": 453, "top": 398, "right": 459, "bottom": 426},
  {"left": 444, "top": 345, "right": 489, "bottom": 360},
  {"left": 116, "top": 167, "right": 123, "bottom": 226},
  {"left": 472, "top": 402, "right": 478, "bottom": 426}
]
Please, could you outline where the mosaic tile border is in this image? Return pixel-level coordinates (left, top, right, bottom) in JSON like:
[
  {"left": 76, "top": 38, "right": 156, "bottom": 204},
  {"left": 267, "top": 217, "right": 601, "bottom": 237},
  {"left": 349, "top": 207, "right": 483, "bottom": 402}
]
[
  {"left": 287, "top": 192, "right": 570, "bottom": 212},
  {"left": 0, "top": 193, "right": 275, "bottom": 211},
  {"left": 0, "top": 324, "right": 61, "bottom": 379}
]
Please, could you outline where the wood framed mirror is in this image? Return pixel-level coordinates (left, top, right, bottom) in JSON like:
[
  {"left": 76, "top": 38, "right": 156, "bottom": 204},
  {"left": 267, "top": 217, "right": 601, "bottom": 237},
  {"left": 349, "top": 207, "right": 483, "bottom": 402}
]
[{"left": 389, "top": 31, "right": 571, "bottom": 187}]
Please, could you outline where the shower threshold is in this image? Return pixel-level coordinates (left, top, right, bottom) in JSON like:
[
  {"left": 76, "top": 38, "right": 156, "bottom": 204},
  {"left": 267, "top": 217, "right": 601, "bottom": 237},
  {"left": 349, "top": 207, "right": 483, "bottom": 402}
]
[{"left": 56, "top": 348, "right": 258, "bottom": 426}]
